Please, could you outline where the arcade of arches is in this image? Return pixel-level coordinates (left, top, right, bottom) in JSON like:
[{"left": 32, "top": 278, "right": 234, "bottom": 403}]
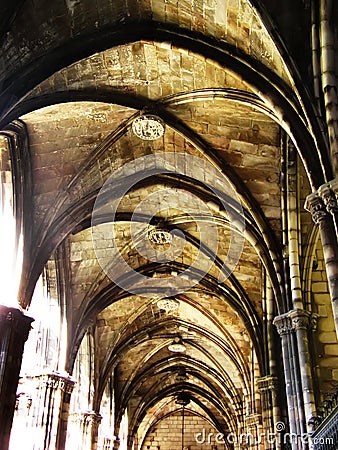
[{"left": 0, "top": 1, "right": 338, "bottom": 449}]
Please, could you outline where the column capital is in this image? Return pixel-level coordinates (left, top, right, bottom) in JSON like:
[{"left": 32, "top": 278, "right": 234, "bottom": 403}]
[
  {"left": 329, "top": 177, "right": 338, "bottom": 194},
  {"left": 113, "top": 437, "right": 120, "bottom": 449},
  {"left": 244, "top": 413, "right": 262, "bottom": 427},
  {"left": 257, "top": 375, "right": 279, "bottom": 392},
  {"left": 273, "top": 313, "right": 293, "bottom": 335},
  {"left": 37, "top": 372, "right": 76, "bottom": 394},
  {"left": 69, "top": 411, "right": 102, "bottom": 425},
  {"left": 83, "top": 411, "right": 102, "bottom": 426},
  {"left": 304, "top": 193, "right": 329, "bottom": 224},
  {"left": 309, "top": 313, "right": 320, "bottom": 331},
  {"left": 317, "top": 177, "right": 338, "bottom": 195},
  {"left": 318, "top": 184, "right": 338, "bottom": 215},
  {"left": 288, "top": 309, "right": 311, "bottom": 330},
  {"left": 305, "top": 178, "right": 338, "bottom": 220},
  {"left": 0, "top": 306, "right": 34, "bottom": 342},
  {"left": 273, "top": 309, "right": 314, "bottom": 333}
]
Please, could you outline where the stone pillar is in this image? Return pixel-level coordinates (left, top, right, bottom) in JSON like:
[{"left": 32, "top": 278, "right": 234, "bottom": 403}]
[
  {"left": 67, "top": 411, "right": 102, "bottom": 450},
  {"left": 89, "top": 412, "right": 102, "bottom": 450},
  {"left": 273, "top": 313, "right": 303, "bottom": 450},
  {"left": 305, "top": 190, "right": 338, "bottom": 337},
  {"left": 31, "top": 372, "right": 75, "bottom": 450},
  {"left": 244, "top": 413, "right": 262, "bottom": 449},
  {"left": 274, "top": 310, "right": 319, "bottom": 449},
  {"left": 0, "top": 306, "right": 33, "bottom": 450},
  {"left": 289, "top": 310, "right": 317, "bottom": 430},
  {"left": 257, "top": 376, "right": 280, "bottom": 450},
  {"left": 113, "top": 437, "right": 120, "bottom": 449},
  {"left": 56, "top": 376, "right": 76, "bottom": 450}
]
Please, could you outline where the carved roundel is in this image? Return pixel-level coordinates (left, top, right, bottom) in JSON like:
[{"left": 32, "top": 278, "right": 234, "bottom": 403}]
[{"left": 132, "top": 114, "right": 165, "bottom": 140}]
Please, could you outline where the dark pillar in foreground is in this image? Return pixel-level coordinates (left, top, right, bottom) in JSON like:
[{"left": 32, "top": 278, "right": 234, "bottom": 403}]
[{"left": 0, "top": 306, "right": 33, "bottom": 450}]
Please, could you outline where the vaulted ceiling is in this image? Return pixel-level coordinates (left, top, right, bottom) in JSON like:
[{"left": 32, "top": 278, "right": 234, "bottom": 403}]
[{"left": 0, "top": 0, "right": 329, "bottom": 443}]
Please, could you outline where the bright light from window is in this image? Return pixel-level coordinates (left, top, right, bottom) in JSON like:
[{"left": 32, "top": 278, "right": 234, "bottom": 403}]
[{"left": 0, "top": 138, "right": 22, "bottom": 308}]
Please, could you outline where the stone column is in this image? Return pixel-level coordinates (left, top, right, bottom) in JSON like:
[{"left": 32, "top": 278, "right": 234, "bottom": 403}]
[
  {"left": 89, "top": 412, "right": 102, "bottom": 450},
  {"left": 305, "top": 191, "right": 338, "bottom": 337},
  {"left": 257, "top": 376, "right": 280, "bottom": 450},
  {"left": 273, "top": 313, "right": 303, "bottom": 450},
  {"left": 0, "top": 306, "right": 33, "bottom": 450},
  {"left": 289, "top": 310, "right": 317, "bottom": 434},
  {"left": 31, "top": 372, "right": 75, "bottom": 450},
  {"left": 244, "top": 413, "right": 262, "bottom": 449},
  {"left": 274, "top": 310, "right": 319, "bottom": 449},
  {"left": 55, "top": 376, "right": 76, "bottom": 450},
  {"left": 67, "top": 411, "right": 102, "bottom": 450},
  {"left": 113, "top": 437, "right": 120, "bottom": 449}
]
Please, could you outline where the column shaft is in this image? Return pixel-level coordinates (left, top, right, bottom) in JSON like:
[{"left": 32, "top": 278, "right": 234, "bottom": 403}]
[
  {"left": 66, "top": 411, "right": 102, "bottom": 450},
  {"left": 0, "top": 306, "right": 33, "bottom": 450},
  {"left": 56, "top": 378, "right": 76, "bottom": 450},
  {"left": 289, "top": 310, "right": 317, "bottom": 429},
  {"left": 274, "top": 314, "right": 306, "bottom": 450}
]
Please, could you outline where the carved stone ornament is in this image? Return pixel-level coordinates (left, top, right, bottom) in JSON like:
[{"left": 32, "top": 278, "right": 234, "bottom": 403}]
[
  {"left": 289, "top": 309, "right": 311, "bottom": 330},
  {"left": 245, "top": 413, "right": 262, "bottom": 427},
  {"left": 148, "top": 226, "right": 172, "bottom": 245},
  {"left": 304, "top": 193, "right": 328, "bottom": 224},
  {"left": 156, "top": 297, "right": 180, "bottom": 312},
  {"left": 132, "top": 114, "right": 165, "bottom": 140},
  {"left": 309, "top": 313, "right": 319, "bottom": 331},
  {"left": 40, "top": 372, "right": 76, "bottom": 393},
  {"left": 273, "top": 314, "right": 293, "bottom": 335},
  {"left": 329, "top": 177, "right": 338, "bottom": 195},
  {"left": 319, "top": 184, "right": 338, "bottom": 215},
  {"left": 83, "top": 411, "right": 102, "bottom": 426},
  {"left": 257, "top": 376, "right": 279, "bottom": 392}
]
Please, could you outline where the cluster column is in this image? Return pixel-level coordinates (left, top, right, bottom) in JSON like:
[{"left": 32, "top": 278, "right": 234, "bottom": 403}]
[
  {"left": 244, "top": 413, "right": 262, "bottom": 450},
  {"left": 257, "top": 376, "right": 280, "bottom": 450},
  {"left": 0, "top": 306, "right": 33, "bottom": 450},
  {"left": 30, "top": 372, "right": 75, "bottom": 450},
  {"left": 273, "top": 310, "right": 317, "bottom": 450},
  {"left": 67, "top": 411, "right": 102, "bottom": 450},
  {"left": 273, "top": 313, "right": 301, "bottom": 450}
]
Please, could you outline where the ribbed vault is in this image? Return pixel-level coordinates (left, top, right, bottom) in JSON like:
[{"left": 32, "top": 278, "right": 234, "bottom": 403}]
[{"left": 1, "top": 0, "right": 334, "bottom": 447}]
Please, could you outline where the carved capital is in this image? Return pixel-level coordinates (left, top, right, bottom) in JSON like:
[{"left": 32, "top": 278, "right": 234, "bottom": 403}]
[
  {"left": 318, "top": 184, "right": 338, "bottom": 215},
  {"left": 274, "top": 310, "right": 315, "bottom": 334},
  {"left": 304, "top": 193, "right": 329, "bottom": 224},
  {"left": 69, "top": 411, "right": 102, "bottom": 427},
  {"left": 329, "top": 177, "right": 338, "bottom": 195},
  {"left": 39, "top": 372, "right": 76, "bottom": 393},
  {"left": 288, "top": 309, "right": 311, "bottom": 330},
  {"left": 308, "top": 415, "right": 321, "bottom": 432},
  {"left": 113, "top": 437, "right": 121, "bottom": 449},
  {"left": 257, "top": 376, "right": 279, "bottom": 392},
  {"left": 309, "top": 313, "right": 320, "bottom": 331},
  {"left": 245, "top": 413, "right": 262, "bottom": 427},
  {"left": 83, "top": 411, "right": 102, "bottom": 426},
  {"left": 273, "top": 313, "right": 293, "bottom": 335}
]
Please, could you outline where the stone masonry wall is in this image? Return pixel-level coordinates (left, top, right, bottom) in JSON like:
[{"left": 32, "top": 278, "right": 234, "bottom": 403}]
[
  {"left": 140, "top": 411, "right": 226, "bottom": 450},
  {"left": 312, "top": 240, "right": 338, "bottom": 396}
]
